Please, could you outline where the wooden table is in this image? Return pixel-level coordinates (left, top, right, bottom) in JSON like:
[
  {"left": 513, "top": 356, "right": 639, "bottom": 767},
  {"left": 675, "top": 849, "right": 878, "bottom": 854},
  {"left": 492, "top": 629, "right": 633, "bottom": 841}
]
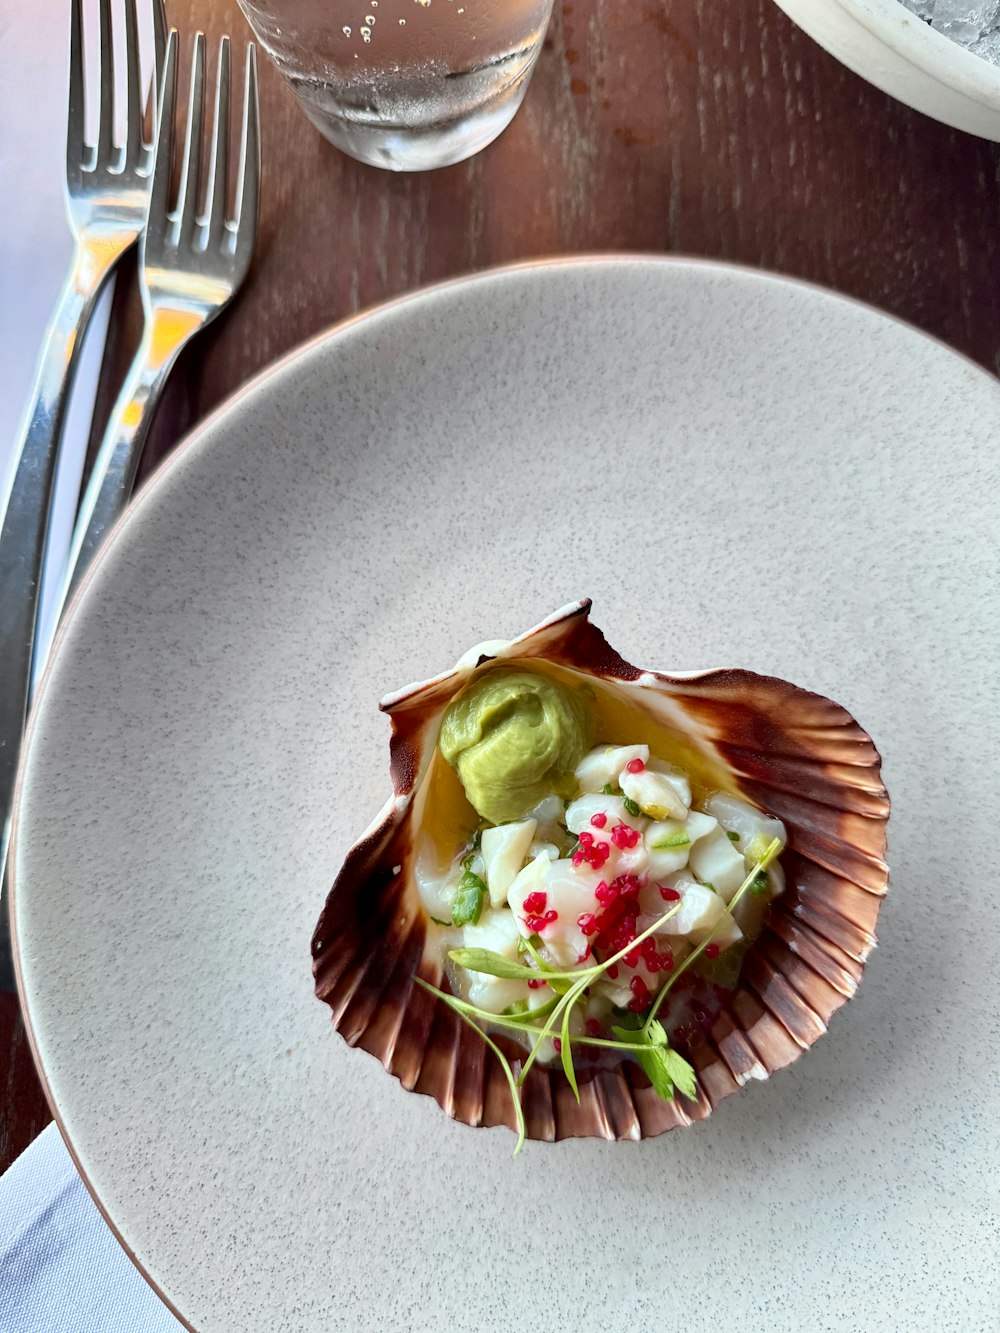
[{"left": 3, "top": 0, "right": 998, "bottom": 1176}]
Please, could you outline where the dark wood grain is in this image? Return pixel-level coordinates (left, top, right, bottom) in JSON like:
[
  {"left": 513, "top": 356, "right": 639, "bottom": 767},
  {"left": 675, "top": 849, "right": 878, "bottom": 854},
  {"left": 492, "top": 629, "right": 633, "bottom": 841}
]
[{"left": 5, "top": 0, "right": 999, "bottom": 1172}]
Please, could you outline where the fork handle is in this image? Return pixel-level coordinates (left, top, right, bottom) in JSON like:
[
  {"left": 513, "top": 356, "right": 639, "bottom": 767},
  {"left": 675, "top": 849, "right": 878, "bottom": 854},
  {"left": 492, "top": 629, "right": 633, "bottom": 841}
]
[
  {"left": 0, "top": 244, "right": 118, "bottom": 866},
  {"left": 58, "top": 305, "right": 195, "bottom": 617}
]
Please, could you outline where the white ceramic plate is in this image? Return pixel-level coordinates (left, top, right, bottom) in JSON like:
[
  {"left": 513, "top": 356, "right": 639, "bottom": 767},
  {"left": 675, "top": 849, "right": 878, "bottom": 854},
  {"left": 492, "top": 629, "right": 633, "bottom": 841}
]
[
  {"left": 772, "top": 0, "right": 1000, "bottom": 140},
  {"left": 12, "top": 259, "right": 1000, "bottom": 1331}
]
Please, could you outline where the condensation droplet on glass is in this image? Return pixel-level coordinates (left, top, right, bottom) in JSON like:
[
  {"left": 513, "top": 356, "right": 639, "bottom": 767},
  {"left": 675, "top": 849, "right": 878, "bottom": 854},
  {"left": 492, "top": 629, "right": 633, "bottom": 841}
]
[
  {"left": 399, "top": 17, "right": 406, "bottom": 23},
  {"left": 342, "top": 25, "right": 351, "bottom": 36},
  {"left": 366, "top": 15, "right": 376, "bottom": 23},
  {"left": 360, "top": 25, "right": 371, "bottom": 41}
]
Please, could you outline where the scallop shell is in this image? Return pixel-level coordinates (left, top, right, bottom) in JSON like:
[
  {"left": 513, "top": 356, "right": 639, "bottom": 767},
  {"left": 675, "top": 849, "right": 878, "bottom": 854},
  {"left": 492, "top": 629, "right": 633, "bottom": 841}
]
[{"left": 311, "top": 600, "right": 890, "bottom": 1142}]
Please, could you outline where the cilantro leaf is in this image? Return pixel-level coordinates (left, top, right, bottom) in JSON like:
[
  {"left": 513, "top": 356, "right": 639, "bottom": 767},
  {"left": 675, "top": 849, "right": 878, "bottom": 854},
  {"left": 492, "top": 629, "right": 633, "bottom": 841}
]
[
  {"left": 646, "top": 1018, "right": 668, "bottom": 1047},
  {"left": 661, "top": 1048, "right": 698, "bottom": 1101},
  {"left": 613, "top": 1025, "right": 675, "bottom": 1100}
]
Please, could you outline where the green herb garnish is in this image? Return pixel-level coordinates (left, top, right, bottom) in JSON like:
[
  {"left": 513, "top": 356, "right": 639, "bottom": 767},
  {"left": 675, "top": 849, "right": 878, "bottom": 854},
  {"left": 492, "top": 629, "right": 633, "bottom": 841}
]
[
  {"left": 451, "top": 871, "right": 487, "bottom": 927},
  {"left": 430, "top": 916, "right": 452, "bottom": 927},
  {"left": 727, "top": 830, "right": 741, "bottom": 843},
  {"left": 622, "top": 795, "right": 642, "bottom": 818},
  {"left": 651, "top": 831, "right": 690, "bottom": 850},
  {"left": 601, "top": 782, "right": 621, "bottom": 796},
  {"left": 750, "top": 870, "right": 769, "bottom": 897}
]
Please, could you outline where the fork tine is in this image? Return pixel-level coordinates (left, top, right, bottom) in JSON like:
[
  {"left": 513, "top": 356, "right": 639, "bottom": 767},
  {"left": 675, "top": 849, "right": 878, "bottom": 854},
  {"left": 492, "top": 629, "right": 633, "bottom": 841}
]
[
  {"left": 177, "top": 34, "right": 207, "bottom": 243},
  {"left": 233, "top": 45, "right": 260, "bottom": 248},
  {"left": 66, "top": 0, "right": 86, "bottom": 175},
  {"left": 152, "top": 0, "right": 167, "bottom": 80},
  {"left": 123, "top": 0, "right": 142, "bottom": 159},
  {"left": 96, "top": 0, "right": 115, "bottom": 163},
  {"left": 147, "top": 29, "right": 178, "bottom": 228},
  {"left": 205, "top": 38, "right": 232, "bottom": 244},
  {"left": 141, "top": 0, "right": 168, "bottom": 151}
]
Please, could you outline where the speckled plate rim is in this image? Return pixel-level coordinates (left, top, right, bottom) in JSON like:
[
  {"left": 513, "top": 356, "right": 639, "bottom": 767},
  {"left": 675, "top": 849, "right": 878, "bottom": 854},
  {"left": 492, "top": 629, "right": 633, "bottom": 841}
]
[{"left": 8, "top": 253, "right": 999, "bottom": 1332}]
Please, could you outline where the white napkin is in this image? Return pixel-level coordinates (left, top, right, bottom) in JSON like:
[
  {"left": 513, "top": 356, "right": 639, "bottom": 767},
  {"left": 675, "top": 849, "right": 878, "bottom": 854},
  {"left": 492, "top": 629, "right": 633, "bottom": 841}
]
[{"left": 0, "top": 1123, "right": 183, "bottom": 1332}]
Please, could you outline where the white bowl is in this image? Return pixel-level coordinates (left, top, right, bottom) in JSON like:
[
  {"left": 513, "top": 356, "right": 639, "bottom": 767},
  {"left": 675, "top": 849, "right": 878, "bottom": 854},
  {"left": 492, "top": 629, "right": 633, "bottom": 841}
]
[{"left": 772, "top": 0, "right": 1000, "bottom": 139}]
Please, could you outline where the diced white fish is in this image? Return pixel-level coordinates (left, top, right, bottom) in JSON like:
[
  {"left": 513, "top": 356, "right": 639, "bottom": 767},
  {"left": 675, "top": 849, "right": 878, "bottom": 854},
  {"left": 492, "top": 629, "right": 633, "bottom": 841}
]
[
  {"left": 564, "top": 792, "right": 646, "bottom": 836},
  {"left": 764, "top": 859, "right": 785, "bottom": 899},
  {"left": 638, "top": 866, "right": 697, "bottom": 917},
  {"left": 703, "top": 791, "right": 786, "bottom": 856},
  {"left": 525, "top": 793, "right": 568, "bottom": 845},
  {"left": 686, "top": 810, "right": 718, "bottom": 843},
  {"left": 528, "top": 840, "right": 560, "bottom": 862},
  {"left": 481, "top": 819, "right": 537, "bottom": 909},
  {"left": 414, "top": 842, "right": 462, "bottom": 923},
  {"left": 619, "top": 765, "right": 689, "bottom": 821},
  {"left": 461, "top": 908, "right": 529, "bottom": 1013},
  {"left": 526, "top": 794, "right": 565, "bottom": 825},
  {"left": 646, "top": 758, "right": 693, "bottom": 807},
  {"left": 601, "top": 837, "right": 649, "bottom": 883},
  {"left": 644, "top": 810, "right": 718, "bottom": 880},
  {"left": 593, "top": 976, "right": 634, "bottom": 1009},
  {"left": 688, "top": 825, "right": 747, "bottom": 900},
  {"left": 506, "top": 851, "right": 550, "bottom": 910},
  {"left": 509, "top": 855, "right": 603, "bottom": 968},
  {"left": 659, "top": 881, "right": 743, "bottom": 949},
  {"left": 574, "top": 743, "right": 649, "bottom": 793}
]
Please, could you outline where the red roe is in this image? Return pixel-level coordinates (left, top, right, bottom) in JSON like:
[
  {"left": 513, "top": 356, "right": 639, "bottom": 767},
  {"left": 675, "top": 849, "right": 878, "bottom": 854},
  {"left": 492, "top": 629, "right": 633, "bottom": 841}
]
[
  {"left": 522, "top": 891, "right": 547, "bottom": 915},
  {"left": 659, "top": 885, "right": 681, "bottom": 901},
  {"left": 524, "top": 907, "right": 559, "bottom": 932},
  {"left": 527, "top": 977, "right": 546, "bottom": 989},
  {"left": 626, "top": 758, "right": 646, "bottom": 774},
  {"left": 577, "top": 912, "right": 599, "bottom": 936},
  {"left": 610, "top": 821, "right": 641, "bottom": 850},
  {"left": 573, "top": 835, "right": 610, "bottom": 870},
  {"left": 628, "top": 975, "right": 651, "bottom": 1012},
  {"left": 704, "top": 943, "right": 720, "bottom": 959},
  {"left": 589, "top": 812, "right": 608, "bottom": 829}
]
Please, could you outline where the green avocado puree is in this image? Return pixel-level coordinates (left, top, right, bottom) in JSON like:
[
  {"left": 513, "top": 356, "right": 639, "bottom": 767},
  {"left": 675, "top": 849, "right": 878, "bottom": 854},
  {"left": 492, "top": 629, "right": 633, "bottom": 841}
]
[{"left": 438, "top": 668, "right": 591, "bottom": 824}]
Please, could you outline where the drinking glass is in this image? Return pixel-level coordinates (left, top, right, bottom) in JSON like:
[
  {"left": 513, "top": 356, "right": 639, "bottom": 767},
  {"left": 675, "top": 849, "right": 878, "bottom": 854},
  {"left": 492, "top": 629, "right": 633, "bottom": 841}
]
[{"left": 237, "top": 0, "right": 557, "bottom": 171}]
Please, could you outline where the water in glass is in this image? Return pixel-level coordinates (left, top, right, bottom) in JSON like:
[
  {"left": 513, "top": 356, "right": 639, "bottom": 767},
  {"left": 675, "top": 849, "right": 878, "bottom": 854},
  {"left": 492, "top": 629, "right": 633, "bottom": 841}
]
[{"left": 238, "top": 0, "right": 556, "bottom": 170}]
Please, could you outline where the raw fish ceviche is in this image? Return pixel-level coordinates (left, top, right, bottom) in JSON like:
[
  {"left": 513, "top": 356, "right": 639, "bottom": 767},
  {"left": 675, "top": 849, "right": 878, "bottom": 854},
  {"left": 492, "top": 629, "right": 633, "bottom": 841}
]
[{"left": 416, "top": 667, "right": 787, "bottom": 1150}]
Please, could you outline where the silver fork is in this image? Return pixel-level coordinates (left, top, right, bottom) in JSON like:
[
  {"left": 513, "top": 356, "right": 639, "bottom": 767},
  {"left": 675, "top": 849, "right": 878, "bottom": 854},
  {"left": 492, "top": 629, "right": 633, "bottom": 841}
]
[
  {"left": 57, "top": 28, "right": 261, "bottom": 613},
  {"left": 0, "top": 0, "right": 165, "bottom": 868}
]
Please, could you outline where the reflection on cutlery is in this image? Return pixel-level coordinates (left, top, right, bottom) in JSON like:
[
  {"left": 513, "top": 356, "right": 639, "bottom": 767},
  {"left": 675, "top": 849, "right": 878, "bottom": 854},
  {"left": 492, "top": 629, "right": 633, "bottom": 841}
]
[
  {"left": 0, "top": 0, "right": 165, "bottom": 876},
  {"left": 57, "top": 29, "right": 261, "bottom": 615}
]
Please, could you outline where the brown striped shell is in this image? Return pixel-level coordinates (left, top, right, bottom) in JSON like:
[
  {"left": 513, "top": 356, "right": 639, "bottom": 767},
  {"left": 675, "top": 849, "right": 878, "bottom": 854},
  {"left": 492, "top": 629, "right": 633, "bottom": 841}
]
[{"left": 311, "top": 600, "right": 890, "bottom": 1141}]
